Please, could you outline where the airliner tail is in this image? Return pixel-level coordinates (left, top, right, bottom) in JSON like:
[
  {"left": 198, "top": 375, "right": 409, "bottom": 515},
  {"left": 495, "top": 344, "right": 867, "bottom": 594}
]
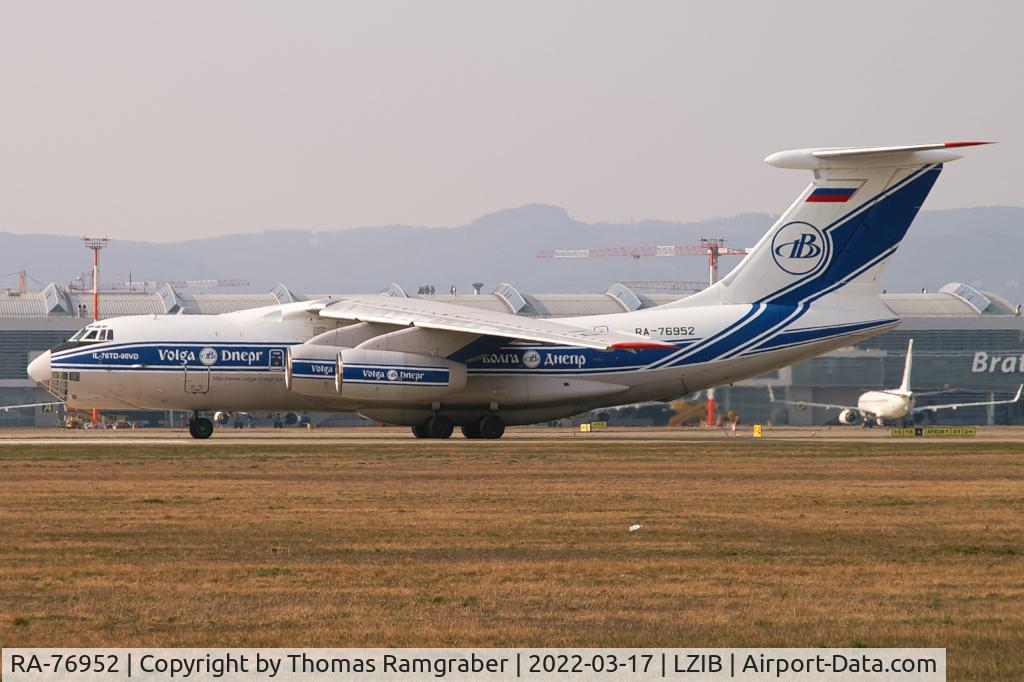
[
  {"left": 899, "top": 338, "right": 914, "bottom": 393},
  {"left": 677, "top": 142, "right": 991, "bottom": 307}
]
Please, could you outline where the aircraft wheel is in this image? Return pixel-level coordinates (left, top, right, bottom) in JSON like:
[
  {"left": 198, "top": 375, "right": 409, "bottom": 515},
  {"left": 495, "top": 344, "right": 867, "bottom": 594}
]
[
  {"left": 461, "top": 423, "right": 482, "bottom": 439},
  {"left": 478, "top": 414, "right": 505, "bottom": 439},
  {"left": 411, "top": 425, "right": 430, "bottom": 438},
  {"left": 189, "top": 417, "right": 214, "bottom": 440},
  {"left": 426, "top": 414, "right": 454, "bottom": 439}
]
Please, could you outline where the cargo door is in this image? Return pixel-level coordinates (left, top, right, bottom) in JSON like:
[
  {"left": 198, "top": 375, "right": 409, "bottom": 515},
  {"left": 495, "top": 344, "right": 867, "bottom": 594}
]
[{"left": 184, "top": 366, "right": 210, "bottom": 394}]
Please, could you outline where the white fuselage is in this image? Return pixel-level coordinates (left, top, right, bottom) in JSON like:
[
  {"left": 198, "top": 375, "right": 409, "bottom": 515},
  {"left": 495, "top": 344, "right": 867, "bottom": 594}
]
[
  {"left": 856, "top": 390, "right": 914, "bottom": 421},
  {"left": 31, "top": 294, "right": 899, "bottom": 426}
]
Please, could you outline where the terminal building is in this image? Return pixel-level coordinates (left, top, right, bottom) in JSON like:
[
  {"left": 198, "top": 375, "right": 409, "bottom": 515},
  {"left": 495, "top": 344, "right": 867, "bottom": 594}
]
[{"left": 2, "top": 281, "right": 1022, "bottom": 427}]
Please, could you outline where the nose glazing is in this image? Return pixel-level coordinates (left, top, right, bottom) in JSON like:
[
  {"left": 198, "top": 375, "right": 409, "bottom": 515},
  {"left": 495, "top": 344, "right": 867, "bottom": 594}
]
[{"left": 27, "top": 350, "right": 51, "bottom": 384}]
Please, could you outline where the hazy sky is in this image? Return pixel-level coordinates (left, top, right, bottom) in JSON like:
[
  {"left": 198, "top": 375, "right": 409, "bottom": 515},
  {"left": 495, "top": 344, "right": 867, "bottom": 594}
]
[{"left": 0, "top": 1, "right": 1020, "bottom": 241}]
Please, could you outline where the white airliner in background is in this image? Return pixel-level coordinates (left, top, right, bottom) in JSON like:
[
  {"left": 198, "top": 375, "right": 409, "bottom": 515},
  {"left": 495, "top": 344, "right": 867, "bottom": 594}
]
[
  {"left": 27, "top": 142, "right": 995, "bottom": 439},
  {"left": 769, "top": 339, "right": 1022, "bottom": 426}
]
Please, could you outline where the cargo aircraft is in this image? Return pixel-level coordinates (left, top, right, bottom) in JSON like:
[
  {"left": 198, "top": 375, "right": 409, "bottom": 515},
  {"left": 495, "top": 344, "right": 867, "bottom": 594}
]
[
  {"left": 27, "top": 142, "right": 991, "bottom": 439},
  {"left": 769, "top": 338, "right": 1022, "bottom": 426}
]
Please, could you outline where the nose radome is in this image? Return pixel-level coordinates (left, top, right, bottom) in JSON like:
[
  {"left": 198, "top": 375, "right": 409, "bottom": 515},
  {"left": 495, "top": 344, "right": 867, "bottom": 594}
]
[{"left": 28, "top": 350, "right": 51, "bottom": 384}]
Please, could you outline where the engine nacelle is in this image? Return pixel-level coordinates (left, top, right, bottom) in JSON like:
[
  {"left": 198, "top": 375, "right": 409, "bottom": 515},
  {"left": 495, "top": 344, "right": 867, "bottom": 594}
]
[
  {"left": 213, "top": 411, "right": 231, "bottom": 425},
  {"left": 838, "top": 409, "right": 860, "bottom": 425},
  {"left": 337, "top": 348, "right": 467, "bottom": 403},
  {"left": 285, "top": 344, "right": 342, "bottom": 397}
]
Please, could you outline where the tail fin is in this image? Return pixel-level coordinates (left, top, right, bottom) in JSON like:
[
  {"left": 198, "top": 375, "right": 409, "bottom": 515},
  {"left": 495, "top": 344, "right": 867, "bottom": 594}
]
[
  {"left": 899, "top": 338, "right": 913, "bottom": 393},
  {"left": 677, "top": 142, "right": 990, "bottom": 307}
]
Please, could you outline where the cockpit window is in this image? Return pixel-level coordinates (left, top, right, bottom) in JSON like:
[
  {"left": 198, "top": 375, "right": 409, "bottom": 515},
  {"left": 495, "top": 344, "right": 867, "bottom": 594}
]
[{"left": 67, "top": 326, "right": 111, "bottom": 343}]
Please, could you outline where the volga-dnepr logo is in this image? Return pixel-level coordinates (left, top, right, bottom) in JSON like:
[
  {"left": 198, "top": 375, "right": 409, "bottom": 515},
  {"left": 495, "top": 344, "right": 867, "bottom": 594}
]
[
  {"left": 198, "top": 347, "right": 218, "bottom": 366},
  {"left": 771, "top": 221, "right": 826, "bottom": 275}
]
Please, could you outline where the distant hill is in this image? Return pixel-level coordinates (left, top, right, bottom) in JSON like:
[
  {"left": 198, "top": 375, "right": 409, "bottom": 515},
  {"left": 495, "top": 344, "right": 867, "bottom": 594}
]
[{"left": 1, "top": 204, "right": 1022, "bottom": 303}]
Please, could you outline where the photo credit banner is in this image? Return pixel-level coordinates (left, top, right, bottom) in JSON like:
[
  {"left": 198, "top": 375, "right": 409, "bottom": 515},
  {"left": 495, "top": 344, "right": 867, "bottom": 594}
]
[{"left": 3, "top": 647, "right": 945, "bottom": 681}]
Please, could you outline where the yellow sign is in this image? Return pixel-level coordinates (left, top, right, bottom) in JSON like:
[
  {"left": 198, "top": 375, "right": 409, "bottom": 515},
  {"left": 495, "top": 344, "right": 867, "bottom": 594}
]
[
  {"left": 890, "top": 426, "right": 977, "bottom": 437},
  {"left": 590, "top": 421, "right": 608, "bottom": 429},
  {"left": 925, "top": 426, "right": 976, "bottom": 437},
  {"left": 579, "top": 423, "right": 592, "bottom": 433},
  {"left": 753, "top": 424, "right": 763, "bottom": 438}
]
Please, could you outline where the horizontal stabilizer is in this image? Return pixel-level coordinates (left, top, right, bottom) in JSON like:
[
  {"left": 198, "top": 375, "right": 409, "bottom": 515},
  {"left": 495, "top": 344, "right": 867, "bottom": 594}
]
[{"left": 766, "top": 141, "right": 992, "bottom": 170}]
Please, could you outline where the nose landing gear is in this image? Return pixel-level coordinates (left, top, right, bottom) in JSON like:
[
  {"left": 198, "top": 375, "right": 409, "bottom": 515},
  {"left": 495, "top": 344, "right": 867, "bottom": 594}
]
[{"left": 188, "top": 411, "right": 214, "bottom": 439}]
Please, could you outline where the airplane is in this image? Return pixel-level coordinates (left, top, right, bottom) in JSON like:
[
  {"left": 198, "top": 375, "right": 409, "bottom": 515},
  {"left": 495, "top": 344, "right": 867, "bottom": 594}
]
[
  {"left": 1, "top": 401, "right": 62, "bottom": 413},
  {"left": 26, "top": 141, "right": 992, "bottom": 439},
  {"left": 768, "top": 338, "right": 1023, "bottom": 426}
]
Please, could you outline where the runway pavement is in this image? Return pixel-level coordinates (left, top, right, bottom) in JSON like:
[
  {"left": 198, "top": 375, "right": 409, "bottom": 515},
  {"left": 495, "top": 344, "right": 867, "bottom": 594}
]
[{"left": 1, "top": 424, "right": 1023, "bottom": 445}]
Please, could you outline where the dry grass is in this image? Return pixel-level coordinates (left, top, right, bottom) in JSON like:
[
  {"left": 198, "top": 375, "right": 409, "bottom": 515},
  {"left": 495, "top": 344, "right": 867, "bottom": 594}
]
[{"left": 1, "top": 439, "right": 1022, "bottom": 679}]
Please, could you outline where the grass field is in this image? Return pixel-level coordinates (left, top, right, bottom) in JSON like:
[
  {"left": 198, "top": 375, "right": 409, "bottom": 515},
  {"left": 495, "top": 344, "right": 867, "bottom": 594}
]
[{"left": 1, "top": 438, "right": 1022, "bottom": 679}]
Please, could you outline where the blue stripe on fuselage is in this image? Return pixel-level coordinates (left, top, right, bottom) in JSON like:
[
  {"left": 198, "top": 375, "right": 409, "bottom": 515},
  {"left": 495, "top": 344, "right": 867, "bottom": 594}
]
[
  {"left": 51, "top": 342, "right": 293, "bottom": 370},
  {"left": 746, "top": 318, "right": 898, "bottom": 353}
]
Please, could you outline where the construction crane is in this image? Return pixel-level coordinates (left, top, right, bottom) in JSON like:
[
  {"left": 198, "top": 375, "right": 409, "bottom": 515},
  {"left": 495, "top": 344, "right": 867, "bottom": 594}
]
[
  {"left": 104, "top": 278, "right": 250, "bottom": 292},
  {"left": 0, "top": 270, "right": 41, "bottom": 293},
  {"left": 69, "top": 277, "right": 251, "bottom": 292},
  {"left": 537, "top": 237, "right": 750, "bottom": 286},
  {"left": 616, "top": 280, "right": 707, "bottom": 294},
  {"left": 538, "top": 237, "right": 751, "bottom": 428}
]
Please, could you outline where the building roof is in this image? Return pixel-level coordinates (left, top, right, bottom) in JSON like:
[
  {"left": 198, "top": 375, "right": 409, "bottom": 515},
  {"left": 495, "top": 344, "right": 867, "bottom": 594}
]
[
  {"left": 882, "top": 282, "right": 1015, "bottom": 317},
  {"left": 879, "top": 293, "right": 983, "bottom": 317},
  {"left": 191, "top": 293, "right": 280, "bottom": 315},
  {"left": 66, "top": 291, "right": 164, "bottom": 317},
  {"left": 0, "top": 291, "right": 48, "bottom": 318},
  {"left": 0, "top": 281, "right": 1017, "bottom": 321}
]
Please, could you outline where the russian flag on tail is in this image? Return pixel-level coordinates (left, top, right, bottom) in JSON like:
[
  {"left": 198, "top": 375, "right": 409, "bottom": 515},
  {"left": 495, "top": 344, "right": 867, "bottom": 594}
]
[{"left": 806, "top": 187, "right": 858, "bottom": 203}]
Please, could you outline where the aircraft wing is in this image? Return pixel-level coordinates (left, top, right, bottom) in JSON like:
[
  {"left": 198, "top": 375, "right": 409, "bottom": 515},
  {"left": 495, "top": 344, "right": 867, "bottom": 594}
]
[
  {"left": 912, "top": 384, "right": 1023, "bottom": 413},
  {"left": 1, "top": 401, "right": 62, "bottom": 412},
  {"left": 767, "top": 386, "right": 855, "bottom": 412},
  {"left": 316, "top": 295, "right": 674, "bottom": 351}
]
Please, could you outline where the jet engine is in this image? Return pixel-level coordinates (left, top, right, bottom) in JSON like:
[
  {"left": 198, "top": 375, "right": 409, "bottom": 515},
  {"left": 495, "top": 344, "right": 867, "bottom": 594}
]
[
  {"left": 285, "top": 344, "right": 342, "bottom": 397},
  {"left": 213, "top": 411, "right": 231, "bottom": 425},
  {"left": 336, "top": 348, "right": 467, "bottom": 403},
  {"left": 286, "top": 344, "right": 468, "bottom": 404},
  {"left": 838, "top": 409, "right": 860, "bottom": 425}
]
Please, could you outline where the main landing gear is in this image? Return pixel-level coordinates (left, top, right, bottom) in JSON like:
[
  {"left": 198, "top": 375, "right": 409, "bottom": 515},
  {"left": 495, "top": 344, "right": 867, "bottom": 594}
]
[
  {"left": 411, "top": 414, "right": 454, "bottom": 439},
  {"left": 188, "top": 411, "right": 214, "bottom": 439},
  {"left": 412, "top": 414, "right": 505, "bottom": 439},
  {"left": 462, "top": 414, "right": 505, "bottom": 440}
]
